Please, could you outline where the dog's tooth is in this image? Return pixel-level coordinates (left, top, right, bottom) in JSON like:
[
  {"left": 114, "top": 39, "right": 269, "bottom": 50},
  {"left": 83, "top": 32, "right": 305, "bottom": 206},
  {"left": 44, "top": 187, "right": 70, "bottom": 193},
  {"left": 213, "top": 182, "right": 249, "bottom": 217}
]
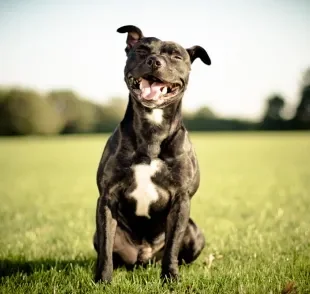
[{"left": 161, "top": 87, "right": 167, "bottom": 95}]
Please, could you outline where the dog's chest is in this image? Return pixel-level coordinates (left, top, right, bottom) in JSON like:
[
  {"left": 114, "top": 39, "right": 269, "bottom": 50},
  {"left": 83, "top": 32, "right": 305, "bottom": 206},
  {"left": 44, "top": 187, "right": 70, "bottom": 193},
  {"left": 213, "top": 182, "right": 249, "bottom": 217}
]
[
  {"left": 146, "top": 109, "right": 163, "bottom": 124},
  {"left": 129, "top": 159, "right": 162, "bottom": 218}
]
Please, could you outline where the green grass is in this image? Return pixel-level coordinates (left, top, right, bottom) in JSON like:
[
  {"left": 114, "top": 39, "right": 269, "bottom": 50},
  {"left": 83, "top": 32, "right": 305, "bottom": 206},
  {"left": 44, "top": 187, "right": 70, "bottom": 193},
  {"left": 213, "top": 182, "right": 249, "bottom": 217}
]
[{"left": 0, "top": 132, "right": 310, "bottom": 294}]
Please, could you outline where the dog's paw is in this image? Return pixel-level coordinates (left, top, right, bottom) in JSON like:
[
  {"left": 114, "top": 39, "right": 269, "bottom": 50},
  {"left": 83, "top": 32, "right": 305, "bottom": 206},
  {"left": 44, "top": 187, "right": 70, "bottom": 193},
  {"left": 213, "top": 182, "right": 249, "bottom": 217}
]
[
  {"left": 137, "top": 247, "right": 153, "bottom": 264},
  {"left": 94, "top": 269, "right": 113, "bottom": 284},
  {"left": 160, "top": 266, "right": 179, "bottom": 283}
]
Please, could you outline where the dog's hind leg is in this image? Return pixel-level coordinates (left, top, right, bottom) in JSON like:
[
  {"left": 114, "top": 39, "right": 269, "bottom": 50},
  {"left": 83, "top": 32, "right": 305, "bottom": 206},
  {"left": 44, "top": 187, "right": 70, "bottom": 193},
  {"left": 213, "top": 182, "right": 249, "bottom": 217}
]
[
  {"left": 112, "top": 226, "right": 139, "bottom": 270},
  {"left": 178, "top": 218, "right": 205, "bottom": 265}
]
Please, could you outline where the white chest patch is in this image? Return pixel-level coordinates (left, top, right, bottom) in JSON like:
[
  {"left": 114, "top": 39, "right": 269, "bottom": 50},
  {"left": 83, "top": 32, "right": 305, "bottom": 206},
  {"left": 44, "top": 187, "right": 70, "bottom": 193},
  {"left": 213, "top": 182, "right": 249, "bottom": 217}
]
[
  {"left": 146, "top": 109, "right": 163, "bottom": 125},
  {"left": 130, "top": 160, "right": 161, "bottom": 218}
]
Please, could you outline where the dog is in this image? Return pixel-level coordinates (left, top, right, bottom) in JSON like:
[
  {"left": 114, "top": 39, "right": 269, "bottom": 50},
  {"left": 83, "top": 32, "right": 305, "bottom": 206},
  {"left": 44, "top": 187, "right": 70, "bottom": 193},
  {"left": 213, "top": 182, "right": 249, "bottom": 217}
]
[{"left": 94, "top": 25, "right": 211, "bottom": 283}]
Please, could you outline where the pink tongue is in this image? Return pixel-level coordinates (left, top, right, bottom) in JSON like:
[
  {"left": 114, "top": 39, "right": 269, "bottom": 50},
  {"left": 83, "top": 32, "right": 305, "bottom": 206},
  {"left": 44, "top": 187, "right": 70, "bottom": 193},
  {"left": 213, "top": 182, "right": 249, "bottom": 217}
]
[{"left": 140, "top": 79, "right": 165, "bottom": 100}]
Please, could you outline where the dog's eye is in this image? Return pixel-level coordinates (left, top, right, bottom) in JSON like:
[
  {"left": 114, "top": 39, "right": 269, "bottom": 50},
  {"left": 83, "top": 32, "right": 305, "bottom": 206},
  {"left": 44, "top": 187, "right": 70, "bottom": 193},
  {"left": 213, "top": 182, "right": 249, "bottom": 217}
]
[
  {"left": 136, "top": 50, "right": 148, "bottom": 57},
  {"left": 173, "top": 55, "right": 183, "bottom": 60}
]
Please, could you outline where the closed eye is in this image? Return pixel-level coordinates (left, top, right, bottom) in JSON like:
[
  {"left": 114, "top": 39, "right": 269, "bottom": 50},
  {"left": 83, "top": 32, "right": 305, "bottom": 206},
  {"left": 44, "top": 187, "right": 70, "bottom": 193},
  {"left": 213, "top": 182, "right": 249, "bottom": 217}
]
[
  {"left": 173, "top": 55, "right": 183, "bottom": 60},
  {"left": 135, "top": 45, "right": 150, "bottom": 57},
  {"left": 136, "top": 50, "right": 148, "bottom": 56}
]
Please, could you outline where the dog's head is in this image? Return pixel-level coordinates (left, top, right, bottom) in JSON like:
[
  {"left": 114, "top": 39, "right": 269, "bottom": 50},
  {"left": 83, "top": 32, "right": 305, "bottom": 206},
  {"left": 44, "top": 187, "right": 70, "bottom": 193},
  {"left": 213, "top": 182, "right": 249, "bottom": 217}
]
[{"left": 117, "top": 25, "right": 211, "bottom": 108}]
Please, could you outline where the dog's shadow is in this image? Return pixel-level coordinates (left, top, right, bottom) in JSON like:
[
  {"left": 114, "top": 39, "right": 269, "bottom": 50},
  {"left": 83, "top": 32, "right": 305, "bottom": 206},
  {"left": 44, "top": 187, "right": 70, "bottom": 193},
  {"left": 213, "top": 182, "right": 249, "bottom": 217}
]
[
  {"left": 1, "top": 257, "right": 198, "bottom": 292},
  {"left": 0, "top": 257, "right": 155, "bottom": 280},
  {"left": 0, "top": 257, "right": 94, "bottom": 279}
]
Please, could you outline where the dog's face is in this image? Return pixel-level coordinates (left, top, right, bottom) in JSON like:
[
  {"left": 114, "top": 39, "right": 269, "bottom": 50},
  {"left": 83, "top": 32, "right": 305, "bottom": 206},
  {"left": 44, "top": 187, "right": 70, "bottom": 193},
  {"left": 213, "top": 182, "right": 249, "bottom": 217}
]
[{"left": 117, "top": 25, "right": 211, "bottom": 108}]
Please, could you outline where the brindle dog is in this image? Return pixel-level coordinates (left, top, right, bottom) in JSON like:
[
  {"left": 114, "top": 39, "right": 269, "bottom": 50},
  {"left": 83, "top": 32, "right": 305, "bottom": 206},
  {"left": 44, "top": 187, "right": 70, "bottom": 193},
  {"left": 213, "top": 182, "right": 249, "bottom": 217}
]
[{"left": 94, "top": 25, "right": 211, "bottom": 283}]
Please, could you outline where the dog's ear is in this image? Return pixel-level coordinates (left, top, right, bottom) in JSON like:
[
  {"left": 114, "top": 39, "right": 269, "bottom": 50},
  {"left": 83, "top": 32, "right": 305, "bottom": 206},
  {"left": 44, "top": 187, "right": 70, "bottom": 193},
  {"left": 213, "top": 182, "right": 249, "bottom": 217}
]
[
  {"left": 186, "top": 46, "right": 211, "bottom": 65},
  {"left": 117, "top": 25, "right": 144, "bottom": 55}
]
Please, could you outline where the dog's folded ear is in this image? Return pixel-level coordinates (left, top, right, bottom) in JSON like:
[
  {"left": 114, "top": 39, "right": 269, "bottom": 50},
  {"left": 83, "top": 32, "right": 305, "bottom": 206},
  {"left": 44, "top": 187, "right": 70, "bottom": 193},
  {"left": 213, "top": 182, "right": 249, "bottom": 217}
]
[
  {"left": 117, "top": 25, "right": 144, "bottom": 55},
  {"left": 186, "top": 46, "right": 211, "bottom": 65}
]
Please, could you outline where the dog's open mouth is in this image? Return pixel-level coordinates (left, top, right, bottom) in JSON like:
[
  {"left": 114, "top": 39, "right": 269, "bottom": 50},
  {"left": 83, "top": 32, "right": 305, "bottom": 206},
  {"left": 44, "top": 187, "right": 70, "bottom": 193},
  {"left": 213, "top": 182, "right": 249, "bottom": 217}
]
[{"left": 128, "top": 74, "right": 181, "bottom": 101}]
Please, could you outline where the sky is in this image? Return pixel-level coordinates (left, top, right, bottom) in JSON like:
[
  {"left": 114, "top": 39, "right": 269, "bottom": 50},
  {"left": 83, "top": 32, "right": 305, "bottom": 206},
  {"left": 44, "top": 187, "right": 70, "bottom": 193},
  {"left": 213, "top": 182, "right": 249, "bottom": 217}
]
[{"left": 0, "top": 0, "right": 310, "bottom": 119}]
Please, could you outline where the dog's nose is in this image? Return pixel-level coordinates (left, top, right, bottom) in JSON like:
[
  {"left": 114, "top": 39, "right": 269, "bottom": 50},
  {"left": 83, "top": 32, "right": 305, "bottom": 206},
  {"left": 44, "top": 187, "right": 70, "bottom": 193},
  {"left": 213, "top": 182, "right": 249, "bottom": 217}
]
[{"left": 146, "top": 56, "right": 162, "bottom": 69}]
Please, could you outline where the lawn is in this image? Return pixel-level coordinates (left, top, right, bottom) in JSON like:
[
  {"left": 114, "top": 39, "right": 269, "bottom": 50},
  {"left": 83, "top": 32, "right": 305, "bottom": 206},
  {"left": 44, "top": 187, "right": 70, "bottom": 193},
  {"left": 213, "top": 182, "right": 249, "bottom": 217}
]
[{"left": 0, "top": 133, "right": 309, "bottom": 293}]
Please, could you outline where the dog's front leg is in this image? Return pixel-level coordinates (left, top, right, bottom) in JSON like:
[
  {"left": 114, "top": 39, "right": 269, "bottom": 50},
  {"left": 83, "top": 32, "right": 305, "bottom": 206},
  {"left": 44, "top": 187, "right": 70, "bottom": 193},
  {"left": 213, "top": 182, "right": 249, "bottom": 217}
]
[
  {"left": 161, "top": 193, "right": 190, "bottom": 281},
  {"left": 95, "top": 193, "right": 117, "bottom": 283}
]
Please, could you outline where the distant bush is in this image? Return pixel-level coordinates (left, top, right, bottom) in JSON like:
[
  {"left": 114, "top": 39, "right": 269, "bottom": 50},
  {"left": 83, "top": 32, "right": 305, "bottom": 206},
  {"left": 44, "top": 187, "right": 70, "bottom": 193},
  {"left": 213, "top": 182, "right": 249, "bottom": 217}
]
[
  {"left": 0, "top": 88, "right": 63, "bottom": 135},
  {"left": 184, "top": 117, "right": 257, "bottom": 131},
  {"left": 47, "top": 90, "right": 97, "bottom": 134},
  {"left": 94, "top": 97, "right": 127, "bottom": 133}
]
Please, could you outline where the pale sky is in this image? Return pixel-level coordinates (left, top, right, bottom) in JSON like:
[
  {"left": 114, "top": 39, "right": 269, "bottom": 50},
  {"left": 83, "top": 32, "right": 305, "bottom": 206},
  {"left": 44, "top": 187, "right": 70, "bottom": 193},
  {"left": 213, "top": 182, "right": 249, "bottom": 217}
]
[{"left": 0, "top": 0, "right": 310, "bottom": 119}]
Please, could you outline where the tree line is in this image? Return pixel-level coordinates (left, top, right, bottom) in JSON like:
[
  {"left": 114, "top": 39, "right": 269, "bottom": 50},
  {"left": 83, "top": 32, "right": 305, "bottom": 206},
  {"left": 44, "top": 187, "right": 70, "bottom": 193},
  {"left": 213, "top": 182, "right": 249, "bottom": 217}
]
[
  {"left": 0, "top": 69, "right": 309, "bottom": 136},
  {"left": 258, "top": 68, "right": 310, "bottom": 131}
]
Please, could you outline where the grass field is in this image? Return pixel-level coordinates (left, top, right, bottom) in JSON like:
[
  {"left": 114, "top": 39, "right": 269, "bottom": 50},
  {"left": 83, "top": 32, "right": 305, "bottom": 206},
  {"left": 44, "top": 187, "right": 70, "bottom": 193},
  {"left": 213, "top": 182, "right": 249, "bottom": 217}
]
[{"left": 0, "top": 133, "right": 309, "bottom": 293}]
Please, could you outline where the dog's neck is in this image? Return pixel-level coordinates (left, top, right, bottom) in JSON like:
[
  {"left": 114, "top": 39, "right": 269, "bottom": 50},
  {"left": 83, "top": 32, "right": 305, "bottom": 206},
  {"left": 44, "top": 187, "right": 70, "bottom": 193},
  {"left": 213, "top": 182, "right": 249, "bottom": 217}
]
[{"left": 120, "top": 95, "right": 183, "bottom": 162}]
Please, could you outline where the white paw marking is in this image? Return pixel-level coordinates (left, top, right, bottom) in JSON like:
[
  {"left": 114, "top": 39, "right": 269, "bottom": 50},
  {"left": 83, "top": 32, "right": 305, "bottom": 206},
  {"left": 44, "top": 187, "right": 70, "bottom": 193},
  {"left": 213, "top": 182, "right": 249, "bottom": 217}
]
[
  {"left": 146, "top": 109, "right": 163, "bottom": 124},
  {"left": 130, "top": 160, "right": 161, "bottom": 218}
]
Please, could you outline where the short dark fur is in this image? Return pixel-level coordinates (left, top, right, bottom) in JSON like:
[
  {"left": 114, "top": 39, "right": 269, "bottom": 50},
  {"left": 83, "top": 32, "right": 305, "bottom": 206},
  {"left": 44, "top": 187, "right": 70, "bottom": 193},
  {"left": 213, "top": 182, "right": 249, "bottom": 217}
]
[{"left": 94, "top": 25, "right": 211, "bottom": 283}]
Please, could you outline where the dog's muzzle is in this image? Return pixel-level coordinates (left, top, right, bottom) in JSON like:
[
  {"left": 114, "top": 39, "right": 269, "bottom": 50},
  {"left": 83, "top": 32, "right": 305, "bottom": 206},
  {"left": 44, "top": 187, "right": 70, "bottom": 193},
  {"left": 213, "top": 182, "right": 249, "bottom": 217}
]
[{"left": 127, "top": 73, "right": 182, "bottom": 104}]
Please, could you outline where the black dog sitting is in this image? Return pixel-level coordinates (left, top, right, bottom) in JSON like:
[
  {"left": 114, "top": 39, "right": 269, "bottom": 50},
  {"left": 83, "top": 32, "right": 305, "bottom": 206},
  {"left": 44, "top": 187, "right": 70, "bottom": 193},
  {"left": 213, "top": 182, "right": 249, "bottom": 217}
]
[{"left": 94, "top": 25, "right": 211, "bottom": 283}]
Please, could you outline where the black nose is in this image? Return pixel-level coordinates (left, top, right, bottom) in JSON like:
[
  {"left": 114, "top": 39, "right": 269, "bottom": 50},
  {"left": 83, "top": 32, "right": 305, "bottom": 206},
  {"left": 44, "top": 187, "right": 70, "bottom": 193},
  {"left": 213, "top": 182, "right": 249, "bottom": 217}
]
[{"left": 146, "top": 56, "right": 162, "bottom": 69}]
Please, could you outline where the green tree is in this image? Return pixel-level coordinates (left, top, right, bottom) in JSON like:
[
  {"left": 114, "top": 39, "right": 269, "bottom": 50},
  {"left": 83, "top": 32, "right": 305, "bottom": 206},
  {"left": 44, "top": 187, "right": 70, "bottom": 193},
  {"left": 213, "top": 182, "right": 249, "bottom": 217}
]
[
  {"left": 194, "top": 106, "right": 216, "bottom": 119},
  {"left": 292, "top": 68, "right": 310, "bottom": 130},
  {"left": 94, "top": 97, "right": 127, "bottom": 133},
  {"left": 47, "top": 90, "right": 98, "bottom": 133},
  {"left": 259, "top": 94, "right": 286, "bottom": 130},
  {"left": 0, "top": 88, "right": 63, "bottom": 135}
]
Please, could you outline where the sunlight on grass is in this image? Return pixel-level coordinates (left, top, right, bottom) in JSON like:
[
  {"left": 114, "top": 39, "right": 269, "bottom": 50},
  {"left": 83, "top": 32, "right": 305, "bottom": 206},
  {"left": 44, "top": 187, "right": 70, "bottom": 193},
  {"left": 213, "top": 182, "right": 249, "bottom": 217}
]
[{"left": 0, "top": 133, "right": 309, "bottom": 293}]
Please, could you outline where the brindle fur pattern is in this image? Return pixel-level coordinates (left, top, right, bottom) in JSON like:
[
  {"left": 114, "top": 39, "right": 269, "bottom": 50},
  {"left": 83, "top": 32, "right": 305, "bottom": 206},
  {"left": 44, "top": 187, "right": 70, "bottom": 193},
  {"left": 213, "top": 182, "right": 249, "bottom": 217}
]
[{"left": 94, "top": 25, "right": 211, "bottom": 283}]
